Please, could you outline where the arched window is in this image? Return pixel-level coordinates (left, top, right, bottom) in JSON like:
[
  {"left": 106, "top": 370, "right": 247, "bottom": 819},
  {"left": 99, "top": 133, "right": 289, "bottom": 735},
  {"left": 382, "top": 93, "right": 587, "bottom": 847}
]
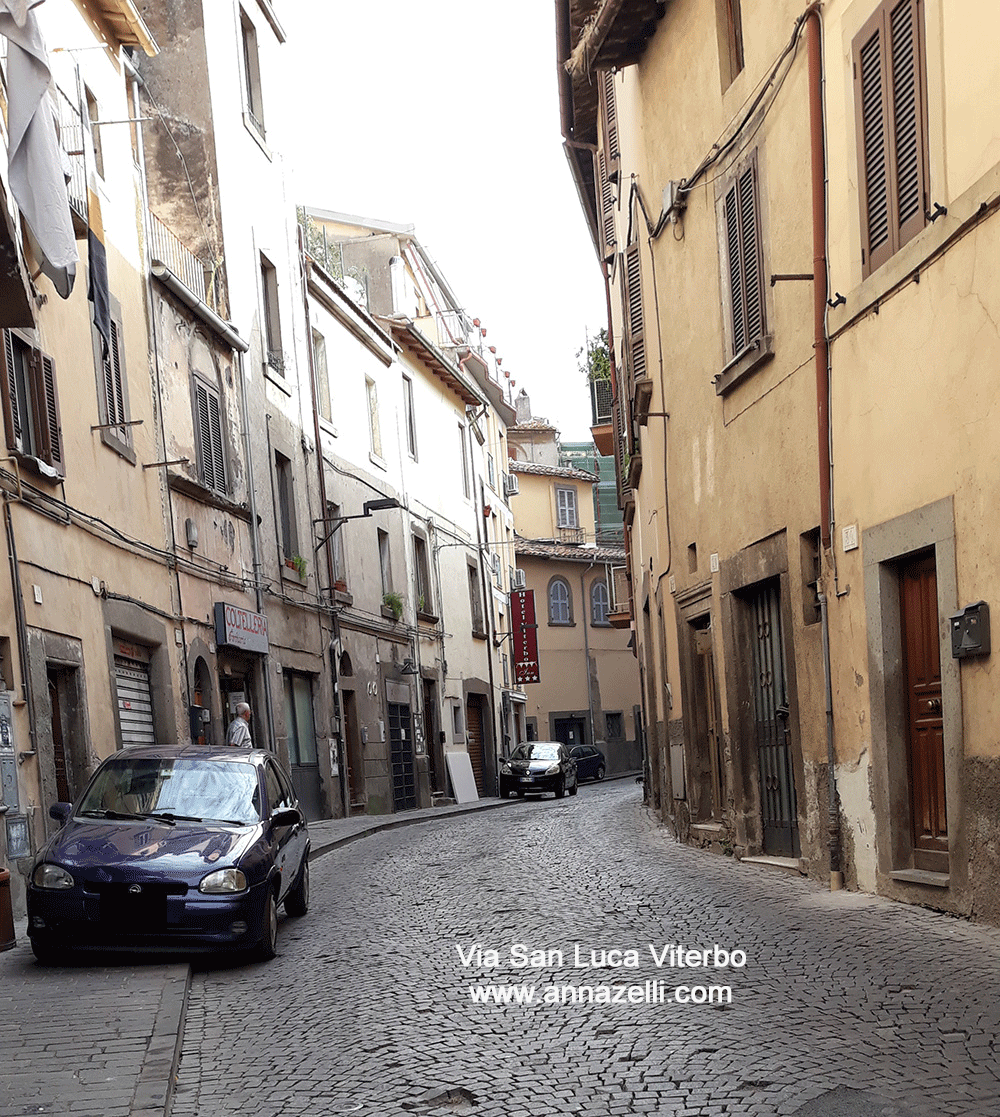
[
  {"left": 591, "top": 580, "right": 610, "bottom": 626},
  {"left": 548, "top": 577, "right": 572, "bottom": 625}
]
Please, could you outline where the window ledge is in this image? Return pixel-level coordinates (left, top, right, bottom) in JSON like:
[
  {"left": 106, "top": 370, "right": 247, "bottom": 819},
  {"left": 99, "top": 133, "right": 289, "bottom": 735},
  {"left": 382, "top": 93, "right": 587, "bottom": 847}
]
[
  {"left": 471, "top": 628, "right": 489, "bottom": 641},
  {"left": 369, "top": 451, "right": 387, "bottom": 471},
  {"left": 264, "top": 364, "right": 292, "bottom": 396},
  {"left": 714, "top": 334, "right": 774, "bottom": 395},
  {"left": 333, "top": 588, "right": 353, "bottom": 606},
  {"left": 548, "top": 621, "right": 576, "bottom": 628},
  {"left": 167, "top": 472, "right": 251, "bottom": 520},
  {"left": 9, "top": 452, "right": 63, "bottom": 484},
  {"left": 100, "top": 431, "right": 137, "bottom": 465},
  {"left": 417, "top": 610, "right": 440, "bottom": 625},
  {"left": 281, "top": 560, "right": 307, "bottom": 586},
  {"left": 381, "top": 604, "right": 403, "bottom": 622},
  {"left": 242, "top": 112, "right": 272, "bottom": 159}
]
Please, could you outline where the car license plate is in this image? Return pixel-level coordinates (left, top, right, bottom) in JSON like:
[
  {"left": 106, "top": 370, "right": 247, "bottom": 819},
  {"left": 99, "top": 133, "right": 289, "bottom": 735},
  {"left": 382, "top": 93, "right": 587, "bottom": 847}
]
[{"left": 519, "top": 776, "right": 533, "bottom": 782}]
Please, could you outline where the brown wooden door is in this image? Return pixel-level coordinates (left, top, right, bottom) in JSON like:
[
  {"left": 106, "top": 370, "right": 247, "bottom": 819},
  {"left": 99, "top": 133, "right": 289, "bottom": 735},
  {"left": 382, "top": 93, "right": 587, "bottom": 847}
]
[
  {"left": 466, "top": 696, "right": 485, "bottom": 796},
  {"left": 341, "top": 690, "right": 364, "bottom": 811},
  {"left": 899, "top": 551, "right": 947, "bottom": 870},
  {"left": 695, "top": 628, "right": 724, "bottom": 819}
]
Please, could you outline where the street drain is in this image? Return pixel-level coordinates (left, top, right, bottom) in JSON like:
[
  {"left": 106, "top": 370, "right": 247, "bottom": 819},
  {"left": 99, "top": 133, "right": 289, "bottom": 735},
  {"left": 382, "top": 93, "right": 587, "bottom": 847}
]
[{"left": 403, "top": 1086, "right": 478, "bottom": 1112}]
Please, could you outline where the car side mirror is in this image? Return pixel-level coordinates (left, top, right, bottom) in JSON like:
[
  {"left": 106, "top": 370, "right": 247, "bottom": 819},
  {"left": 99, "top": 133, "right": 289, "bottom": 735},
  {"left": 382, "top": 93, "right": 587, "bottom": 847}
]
[
  {"left": 270, "top": 807, "right": 302, "bottom": 828},
  {"left": 49, "top": 802, "right": 72, "bottom": 824}
]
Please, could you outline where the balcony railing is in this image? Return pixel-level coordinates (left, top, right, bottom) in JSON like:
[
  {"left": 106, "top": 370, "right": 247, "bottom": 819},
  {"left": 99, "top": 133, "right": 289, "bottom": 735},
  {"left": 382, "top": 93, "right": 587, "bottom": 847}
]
[
  {"left": 148, "top": 212, "right": 218, "bottom": 308},
  {"left": 53, "top": 86, "right": 87, "bottom": 228}
]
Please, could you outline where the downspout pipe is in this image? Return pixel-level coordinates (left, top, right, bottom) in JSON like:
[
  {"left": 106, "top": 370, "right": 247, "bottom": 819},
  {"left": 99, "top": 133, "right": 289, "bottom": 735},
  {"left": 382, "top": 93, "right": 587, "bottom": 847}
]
[
  {"left": 819, "top": 593, "right": 843, "bottom": 888},
  {"left": 237, "top": 350, "right": 276, "bottom": 752},
  {"left": 807, "top": 5, "right": 844, "bottom": 890},
  {"left": 299, "top": 233, "right": 346, "bottom": 818},
  {"left": 580, "top": 563, "right": 597, "bottom": 748},
  {"left": 806, "top": 5, "right": 831, "bottom": 552}
]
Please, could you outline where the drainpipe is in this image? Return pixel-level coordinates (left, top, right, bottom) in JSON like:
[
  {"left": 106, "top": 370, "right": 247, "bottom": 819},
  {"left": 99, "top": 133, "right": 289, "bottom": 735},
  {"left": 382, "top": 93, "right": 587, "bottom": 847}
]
[
  {"left": 298, "top": 233, "right": 346, "bottom": 815},
  {"left": 238, "top": 353, "right": 276, "bottom": 753},
  {"left": 806, "top": 4, "right": 831, "bottom": 552},
  {"left": 807, "top": 5, "right": 844, "bottom": 890},
  {"left": 580, "top": 563, "right": 596, "bottom": 748},
  {"left": 819, "top": 593, "right": 843, "bottom": 889}
]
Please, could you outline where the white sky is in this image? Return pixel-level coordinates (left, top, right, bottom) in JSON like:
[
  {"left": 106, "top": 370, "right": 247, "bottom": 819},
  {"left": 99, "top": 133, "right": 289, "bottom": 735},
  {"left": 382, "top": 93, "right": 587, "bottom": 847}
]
[{"left": 276, "top": 2, "right": 606, "bottom": 443}]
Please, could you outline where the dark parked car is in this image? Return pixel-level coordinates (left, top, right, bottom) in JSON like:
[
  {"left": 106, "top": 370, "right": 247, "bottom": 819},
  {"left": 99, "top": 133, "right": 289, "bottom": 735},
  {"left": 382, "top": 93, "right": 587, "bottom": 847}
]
[
  {"left": 499, "top": 741, "right": 578, "bottom": 799},
  {"left": 569, "top": 744, "right": 607, "bottom": 781},
  {"left": 27, "top": 744, "right": 309, "bottom": 964}
]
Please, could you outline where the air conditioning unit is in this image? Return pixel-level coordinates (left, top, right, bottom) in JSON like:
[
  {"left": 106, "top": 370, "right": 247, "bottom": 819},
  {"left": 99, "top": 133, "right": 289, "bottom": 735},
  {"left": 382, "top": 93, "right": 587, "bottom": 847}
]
[
  {"left": 512, "top": 569, "right": 526, "bottom": 590},
  {"left": 503, "top": 473, "right": 519, "bottom": 496}
]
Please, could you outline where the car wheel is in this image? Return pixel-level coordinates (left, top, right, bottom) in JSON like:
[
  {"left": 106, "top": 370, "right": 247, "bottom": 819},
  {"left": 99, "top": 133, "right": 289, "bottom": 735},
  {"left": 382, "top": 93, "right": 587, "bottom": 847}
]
[
  {"left": 255, "top": 889, "right": 279, "bottom": 961},
  {"left": 595, "top": 765, "right": 606, "bottom": 781},
  {"left": 555, "top": 779, "right": 566, "bottom": 799},
  {"left": 284, "top": 858, "right": 309, "bottom": 917},
  {"left": 569, "top": 777, "right": 578, "bottom": 796},
  {"left": 30, "top": 939, "right": 61, "bottom": 966}
]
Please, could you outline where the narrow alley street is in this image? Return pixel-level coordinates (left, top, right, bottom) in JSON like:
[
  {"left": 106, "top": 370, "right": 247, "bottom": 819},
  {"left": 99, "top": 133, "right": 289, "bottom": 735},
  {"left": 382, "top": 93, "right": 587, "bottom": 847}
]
[{"left": 171, "top": 782, "right": 1000, "bottom": 1117}]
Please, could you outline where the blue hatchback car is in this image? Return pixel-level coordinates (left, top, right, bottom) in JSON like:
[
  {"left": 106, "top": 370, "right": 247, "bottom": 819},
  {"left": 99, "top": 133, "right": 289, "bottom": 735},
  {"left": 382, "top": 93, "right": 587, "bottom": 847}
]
[{"left": 27, "top": 744, "right": 309, "bottom": 964}]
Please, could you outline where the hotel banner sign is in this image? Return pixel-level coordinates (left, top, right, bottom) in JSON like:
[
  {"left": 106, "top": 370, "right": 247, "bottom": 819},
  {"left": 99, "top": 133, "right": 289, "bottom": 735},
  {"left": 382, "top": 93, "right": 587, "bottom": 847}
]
[
  {"left": 214, "top": 602, "right": 269, "bottom": 654},
  {"left": 511, "top": 588, "right": 540, "bottom": 685}
]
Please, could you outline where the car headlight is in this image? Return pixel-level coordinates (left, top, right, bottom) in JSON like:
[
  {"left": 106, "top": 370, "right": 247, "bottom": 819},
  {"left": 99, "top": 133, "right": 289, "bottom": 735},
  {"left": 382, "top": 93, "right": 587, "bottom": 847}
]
[
  {"left": 500, "top": 763, "right": 511, "bottom": 774},
  {"left": 199, "top": 868, "right": 247, "bottom": 894},
  {"left": 545, "top": 763, "right": 560, "bottom": 775},
  {"left": 32, "top": 863, "right": 75, "bottom": 890}
]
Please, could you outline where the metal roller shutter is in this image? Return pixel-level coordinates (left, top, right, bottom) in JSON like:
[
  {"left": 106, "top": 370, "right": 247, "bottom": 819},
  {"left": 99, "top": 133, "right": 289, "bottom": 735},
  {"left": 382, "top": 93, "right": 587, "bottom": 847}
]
[{"left": 115, "top": 656, "right": 155, "bottom": 746}]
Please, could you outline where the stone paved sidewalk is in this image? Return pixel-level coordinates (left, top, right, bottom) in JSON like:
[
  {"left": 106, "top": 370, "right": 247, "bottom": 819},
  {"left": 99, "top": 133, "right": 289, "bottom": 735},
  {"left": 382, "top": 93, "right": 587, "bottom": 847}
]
[{"left": 0, "top": 793, "right": 515, "bottom": 1117}]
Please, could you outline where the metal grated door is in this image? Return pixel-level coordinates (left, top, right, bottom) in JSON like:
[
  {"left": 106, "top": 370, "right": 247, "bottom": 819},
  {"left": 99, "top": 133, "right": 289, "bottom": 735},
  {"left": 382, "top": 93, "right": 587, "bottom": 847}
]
[{"left": 748, "top": 581, "right": 799, "bottom": 857}]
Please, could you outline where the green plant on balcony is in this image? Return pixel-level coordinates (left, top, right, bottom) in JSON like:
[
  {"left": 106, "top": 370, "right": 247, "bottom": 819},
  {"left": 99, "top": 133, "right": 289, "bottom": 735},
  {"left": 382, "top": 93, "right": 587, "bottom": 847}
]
[
  {"left": 383, "top": 591, "right": 404, "bottom": 621},
  {"left": 290, "top": 554, "right": 307, "bottom": 579}
]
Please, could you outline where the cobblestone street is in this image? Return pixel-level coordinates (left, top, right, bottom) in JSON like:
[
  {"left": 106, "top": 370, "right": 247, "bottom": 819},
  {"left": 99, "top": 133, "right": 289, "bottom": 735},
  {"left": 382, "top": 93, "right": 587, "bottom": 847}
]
[{"left": 172, "top": 782, "right": 1000, "bottom": 1117}]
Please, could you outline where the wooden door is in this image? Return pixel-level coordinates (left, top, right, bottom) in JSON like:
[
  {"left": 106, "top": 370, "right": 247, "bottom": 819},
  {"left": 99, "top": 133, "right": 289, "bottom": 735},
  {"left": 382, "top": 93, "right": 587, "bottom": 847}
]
[
  {"left": 899, "top": 551, "right": 947, "bottom": 870},
  {"left": 694, "top": 628, "right": 724, "bottom": 818},
  {"left": 466, "top": 696, "right": 485, "bottom": 796}
]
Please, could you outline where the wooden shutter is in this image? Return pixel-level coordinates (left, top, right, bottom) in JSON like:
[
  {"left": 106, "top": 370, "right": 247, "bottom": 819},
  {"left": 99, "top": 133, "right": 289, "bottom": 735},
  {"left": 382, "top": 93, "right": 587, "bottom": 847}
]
[
  {"left": 723, "top": 158, "right": 764, "bottom": 358},
  {"left": 0, "top": 330, "right": 23, "bottom": 453},
  {"left": 596, "top": 149, "right": 617, "bottom": 262},
  {"left": 36, "top": 351, "right": 64, "bottom": 474},
  {"left": 208, "top": 390, "right": 225, "bottom": 492},
  {"left": 889, "top": 0, "right": 927, "bottom": 246},
  {"left": 600, "top": 70, "right": 620, "bottom": 175},
  {"left": 105, "top": 319, "right": 126, "bottom": 430},
  {"left": 854, "top": 0, "right": 927, "bottom": 277},
  {"left": 195, "top": 379, "right": 225, "bottom": 493},
  {"left": 624, "top": 243, "right": 647, "bottom": 385}
]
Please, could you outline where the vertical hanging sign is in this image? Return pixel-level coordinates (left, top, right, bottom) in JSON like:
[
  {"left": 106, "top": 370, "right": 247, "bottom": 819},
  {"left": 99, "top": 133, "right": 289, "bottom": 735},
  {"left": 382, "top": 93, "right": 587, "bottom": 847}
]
[{"left": 511, "top": 588, "right": 540, "bottom": 685}]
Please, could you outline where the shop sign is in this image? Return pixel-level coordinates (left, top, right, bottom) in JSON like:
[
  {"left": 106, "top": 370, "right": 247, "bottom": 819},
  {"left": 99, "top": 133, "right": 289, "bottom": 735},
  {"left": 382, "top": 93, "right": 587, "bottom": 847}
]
[
  {"left": 511, "top": 588, "right": 540, "bottom": 685},
  {"left": 214, "top": 602, "right": 269, "bottom": 654}
]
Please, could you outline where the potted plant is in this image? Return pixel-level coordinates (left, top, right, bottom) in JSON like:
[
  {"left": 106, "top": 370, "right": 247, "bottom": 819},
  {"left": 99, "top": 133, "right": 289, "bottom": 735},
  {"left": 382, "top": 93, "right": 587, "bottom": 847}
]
[{"left": 382, "top": 591, "right": 404, "bottom": 621}]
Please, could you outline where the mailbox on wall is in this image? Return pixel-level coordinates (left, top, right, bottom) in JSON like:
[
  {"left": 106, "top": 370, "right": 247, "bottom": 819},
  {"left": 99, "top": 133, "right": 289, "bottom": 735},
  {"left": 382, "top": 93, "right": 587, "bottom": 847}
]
[{"left": 950, "top": 601, "right": 991, "bottom": 659}]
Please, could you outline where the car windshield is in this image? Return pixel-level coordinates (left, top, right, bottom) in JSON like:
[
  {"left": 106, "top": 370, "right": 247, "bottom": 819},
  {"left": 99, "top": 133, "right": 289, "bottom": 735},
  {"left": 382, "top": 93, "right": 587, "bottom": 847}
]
[
  {"left": 77, "top": 758, "right": 261, "bottom": 825},
  {"left": 511, "top": 743, "right": 560, "bottom": 762}
]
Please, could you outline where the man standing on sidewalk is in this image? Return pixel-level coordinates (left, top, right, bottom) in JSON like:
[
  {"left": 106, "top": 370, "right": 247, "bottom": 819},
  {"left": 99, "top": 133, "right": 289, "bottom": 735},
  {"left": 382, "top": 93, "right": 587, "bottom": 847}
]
[{"left": 226, "top": 702, "right": 253, "bottom": 748}]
